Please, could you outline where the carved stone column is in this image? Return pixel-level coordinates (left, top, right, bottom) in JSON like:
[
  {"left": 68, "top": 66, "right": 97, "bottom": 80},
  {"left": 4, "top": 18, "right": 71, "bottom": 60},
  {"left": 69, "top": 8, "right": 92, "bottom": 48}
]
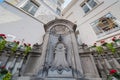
[{"left": 36, "top": 32, "right": 50, "bottom": 73}]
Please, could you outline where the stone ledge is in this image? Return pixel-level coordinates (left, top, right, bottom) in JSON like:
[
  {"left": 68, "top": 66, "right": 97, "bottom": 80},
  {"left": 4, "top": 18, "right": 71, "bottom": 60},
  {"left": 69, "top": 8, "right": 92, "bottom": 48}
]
[{"left": 86, "top": 78, "right": 102, "bottom": 80}]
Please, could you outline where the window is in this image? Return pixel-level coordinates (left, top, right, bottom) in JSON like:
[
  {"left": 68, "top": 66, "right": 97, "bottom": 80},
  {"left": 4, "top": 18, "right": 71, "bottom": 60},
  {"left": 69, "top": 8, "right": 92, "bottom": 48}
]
[
  {"left": 56, "top": 8, "right": 61, "bottom": 15},
  {"left": 91, "top": 13, "right": 120, "bottom": 37},
  {"left": 81, "top": 0, "right": 97, "bottom": 13},
  {"left": 22, "top": 0, "right": 39, "bottom": 15}
]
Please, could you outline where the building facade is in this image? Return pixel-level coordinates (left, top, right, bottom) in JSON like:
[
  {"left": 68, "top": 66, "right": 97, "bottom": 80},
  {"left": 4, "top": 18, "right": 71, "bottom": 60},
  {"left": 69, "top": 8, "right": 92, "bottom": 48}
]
[
  {"left": 3, "top": 0, "right": 120, "bottom": 46},
  {"left": 0, "top": 0, "right": 65, "bottom": 45},
  {"left": 62, "top": 0, "right": 120, "bottom": 46},
  {"left": 0, "top": 1, "right": 45, "bottom": 45},
  {"left": 0, "top": 1, "right": 120, "bottom": 80},
  {"left": 6, "top": 0, "right": 64, "bottom": 23}
]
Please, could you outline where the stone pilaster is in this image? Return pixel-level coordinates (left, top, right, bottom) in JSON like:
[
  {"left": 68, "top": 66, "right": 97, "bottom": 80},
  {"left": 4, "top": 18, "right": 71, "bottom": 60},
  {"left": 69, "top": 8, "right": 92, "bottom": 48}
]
[{"left": 70, "top": 32, "right": 84, "bottom": 78}]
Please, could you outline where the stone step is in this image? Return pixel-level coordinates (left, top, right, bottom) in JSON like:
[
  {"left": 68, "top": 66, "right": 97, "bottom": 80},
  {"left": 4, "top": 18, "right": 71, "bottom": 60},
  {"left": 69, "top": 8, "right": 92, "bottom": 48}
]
[
  {"left": 16, "top": 76, "right": 30, "bottom": 80},
  {"left": 16, "top": 77, "right": 89, "bottom": 80},
  {"left": 34, "top": 77, "right": 88, "bottom": 80},
  {"left": 86, "top": 78, "right": 102, "bottom": 80},
  {"left": 45, "top": 78, "right": 76, "bottom": 80}
]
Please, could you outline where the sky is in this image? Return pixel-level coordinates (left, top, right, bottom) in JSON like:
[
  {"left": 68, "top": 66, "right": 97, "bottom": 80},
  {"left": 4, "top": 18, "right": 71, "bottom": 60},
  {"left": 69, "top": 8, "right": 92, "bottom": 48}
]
[
  {"left": 0, "top": 0, "right": 4, "bottom": 3},
  {"left": 62, "top": 0, "right": 72, "bottom": 9}
]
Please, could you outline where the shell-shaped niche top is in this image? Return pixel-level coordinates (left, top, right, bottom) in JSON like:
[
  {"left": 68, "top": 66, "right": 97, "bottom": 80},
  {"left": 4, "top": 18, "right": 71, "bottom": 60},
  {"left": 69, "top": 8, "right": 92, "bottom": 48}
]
[
  {"left": 51, "top": 25, "right": 70, "bottom": 35},
  {"left": 44, "top": 19, "right": 77, "bottom": 33}
]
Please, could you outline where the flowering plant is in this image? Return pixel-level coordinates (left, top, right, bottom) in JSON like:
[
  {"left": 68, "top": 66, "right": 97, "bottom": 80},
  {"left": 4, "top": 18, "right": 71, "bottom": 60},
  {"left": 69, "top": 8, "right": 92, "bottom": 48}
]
[
  {"left": 107, "top": 69, "right": 120, "bottom": 80},
  {"left": 106, "top": 42, "right": 116, "bottom": 53},
  {"left": 0, "top": 66, "right": 12, "bottom": 80},
  {"left": 96, "top": 46, "right": 104, "bottom": 54},
  {"left": 91, "top": 43, "right": 97, "bottom": 48},
  {"left": 2, "top": 72, "right": 12, "bottom": 80},
  {"left": 112, "top": 37, "right": 120, "bottom": 42},
  {"left": 23, "top": 43, "right": 31, "bottom": 56},
  {"left": 112, "top": 36, "right": 120, "bottom": 46},
  {"left": 100, "top": 40, "right": 107, "bottom": 46},
  {"left": 0, "top": 34, "right": 6, "bottom": 41},
  {"left": 0, "top": 66, "right": 8, "bottom": 75},
  {"left": 0, "top": 34, "right": 7, "bottom": 52},
  {"left": 91, "top": 43, "right": 104, "bottom": 54},
  {"left": 11, "top": 41, "right": 20, "bottom": 53},
  {"left": 100, "top": 40, "right": 116, "bottom": 53}
]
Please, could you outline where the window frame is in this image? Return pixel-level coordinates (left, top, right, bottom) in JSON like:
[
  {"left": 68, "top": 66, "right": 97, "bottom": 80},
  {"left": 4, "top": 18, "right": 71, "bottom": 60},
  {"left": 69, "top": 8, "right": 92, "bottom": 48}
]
[
  {"left": 90, "top": 13, "right": 120, "bottom": 38},
  {"left": 22, "top": 0, "right": 40, "bottom": 16},
  {"left": 80, "top": 0, "right": 98, "bottom": 13}
]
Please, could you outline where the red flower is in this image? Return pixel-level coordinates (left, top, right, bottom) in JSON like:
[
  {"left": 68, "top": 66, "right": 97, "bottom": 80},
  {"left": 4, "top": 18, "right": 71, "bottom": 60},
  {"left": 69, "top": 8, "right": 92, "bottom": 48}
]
[
  {"left": 0, "top": 34, "right": 6, "bottom": 39},
  {"left": 4, "top": 36, "right": 6, "bottom": 39},
  {"left": 24, "top": 43, "right": 27, "bottom": 46},
  {"left": 0, "top": 34, "right": 5, "bottom": 37},
  {"left": 17, "top": 41, "right": 20, "bottom": 44},
  {"left": 110, "top": 69, "right": 117, "bottom": 74},
  {"left": 94, "top": 43, "right": 96, "bottom": 45},
  {"left": 28, "top": 43, "right": 31, "bottom": 46},
  {"left": 14, "top": 40, "right": 16, "bottom": 43},
  {"left": 93, "top": 43, "right": 96, "bottom": 46},
  {"left": 100, "top": 40, "right": 108, "bottom": 46},
  {"left": 1, "top": 66, "right": 5, "bottom": 69},
  {"left": 100, "top": 40, "right": 105, "bottom": 43},
  {"left": 112, "top": 37, "right": 116, "bottom": 41}
]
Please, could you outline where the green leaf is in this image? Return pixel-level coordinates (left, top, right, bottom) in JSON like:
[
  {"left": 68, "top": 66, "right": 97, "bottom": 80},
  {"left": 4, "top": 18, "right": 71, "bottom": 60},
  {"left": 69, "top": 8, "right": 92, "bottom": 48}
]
[
  {"left": 0, "top": 40, "right": 7, "bottom": 51},
  {"left": 107, "top": 75, "right": 115, "bottom": 80},
  {"left": 2, "top": 72, "right": 12, "bottom": 80},
  {"left": 96, "top": 46, "right": 104, "bottom": 54},
  {"left": 10, "top": 42, "right": 19, "bottom": 53},
  {"left": 106, "top": 43, "right": 116, "bottom": 53},
  {"left": 24, "top": 46, "right": 31, "bottom": 56}
]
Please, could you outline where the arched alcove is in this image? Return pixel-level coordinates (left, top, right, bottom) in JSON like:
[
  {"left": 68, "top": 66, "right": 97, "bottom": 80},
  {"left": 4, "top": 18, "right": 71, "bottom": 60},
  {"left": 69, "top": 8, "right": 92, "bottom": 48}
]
[{"left": 36, "top": 19, "right": 85, "bottom": 79}]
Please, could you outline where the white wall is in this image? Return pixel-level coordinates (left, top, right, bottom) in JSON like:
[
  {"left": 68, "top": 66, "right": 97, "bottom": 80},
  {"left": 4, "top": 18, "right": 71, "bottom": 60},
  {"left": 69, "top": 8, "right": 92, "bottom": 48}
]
[
  {"left": 63, "top": 0, "right": 120, "bottom": 46},
  {"left": 0, "top": 2, "right": 45, "bottom": 45},
  {"left": 6, "top": 0, "right": 60, "bottom": 24}
]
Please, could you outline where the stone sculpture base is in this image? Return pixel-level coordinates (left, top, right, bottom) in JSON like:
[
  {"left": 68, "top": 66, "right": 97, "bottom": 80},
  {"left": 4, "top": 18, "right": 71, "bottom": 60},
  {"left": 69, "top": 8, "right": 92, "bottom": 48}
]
[{"left": 17, "top": 76, "right": 89, "bottom": 80}]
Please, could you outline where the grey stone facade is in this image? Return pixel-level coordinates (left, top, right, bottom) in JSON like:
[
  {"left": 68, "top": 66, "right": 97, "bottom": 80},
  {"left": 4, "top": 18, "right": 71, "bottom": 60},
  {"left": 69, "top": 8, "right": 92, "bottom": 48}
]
[
  {"left": 19, "top": 19, "right": 102, "bottom": 80},
  {"left": 3, "top": 19, "right": 120, "bottom": 80}
]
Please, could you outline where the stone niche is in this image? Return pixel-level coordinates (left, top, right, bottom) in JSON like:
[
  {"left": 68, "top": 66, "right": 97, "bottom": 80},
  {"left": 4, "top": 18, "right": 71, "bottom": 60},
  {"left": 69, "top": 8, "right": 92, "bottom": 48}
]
[
  {"left": 36, "top": 19, "right": 85, "bottom": 80},
  {"left": 23, "top": 19, "right": 102, "bottom": 80}
]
